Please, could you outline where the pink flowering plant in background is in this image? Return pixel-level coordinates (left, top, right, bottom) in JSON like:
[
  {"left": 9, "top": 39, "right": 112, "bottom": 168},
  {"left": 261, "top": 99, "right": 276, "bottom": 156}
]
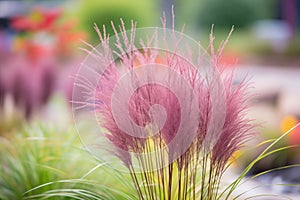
[
  {"left": 0, "top": 7, "right": 86, "bottom": 124},
  {"left": 73, "top": 14, "right": 256, "bottom": 200}
]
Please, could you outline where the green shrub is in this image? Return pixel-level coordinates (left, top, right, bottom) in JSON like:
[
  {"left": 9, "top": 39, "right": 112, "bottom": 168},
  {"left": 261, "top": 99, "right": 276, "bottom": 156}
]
[
  {"left": 195, "top": 0, "right": 275, "bottom": 29},
  {"left": 75, "top": 0, "right": 159, "bottom": 44}
]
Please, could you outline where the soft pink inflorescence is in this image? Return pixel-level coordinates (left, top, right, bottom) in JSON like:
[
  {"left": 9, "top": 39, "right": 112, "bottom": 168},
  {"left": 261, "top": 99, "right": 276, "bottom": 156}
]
[{"left": 77, "top": 15, "right": 254, "bottom": 199}]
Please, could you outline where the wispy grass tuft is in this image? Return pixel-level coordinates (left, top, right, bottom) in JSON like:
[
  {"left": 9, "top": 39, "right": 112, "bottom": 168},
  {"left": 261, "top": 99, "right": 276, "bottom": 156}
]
[{"left": 0, "top": 123, "right": 137, "bottom": 200}]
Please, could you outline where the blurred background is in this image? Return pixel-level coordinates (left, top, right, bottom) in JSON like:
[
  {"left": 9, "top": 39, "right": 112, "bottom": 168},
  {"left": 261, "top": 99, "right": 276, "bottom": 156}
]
[{"left": 0, "top": 0, "right": 300, "bottom": 199}]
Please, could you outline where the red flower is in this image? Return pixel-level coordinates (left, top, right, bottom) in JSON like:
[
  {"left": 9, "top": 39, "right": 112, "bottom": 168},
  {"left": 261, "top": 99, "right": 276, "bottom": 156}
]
[
  {"left": 11, "top": 8, "right": 61, "bottom": 31},
  {"left": 289, "top": 123, "right": 300, "bottom": 145}
]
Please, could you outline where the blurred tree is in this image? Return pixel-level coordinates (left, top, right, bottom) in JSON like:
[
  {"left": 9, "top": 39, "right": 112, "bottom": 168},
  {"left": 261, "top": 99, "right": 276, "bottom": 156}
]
[
  {"left": 184, "top": 0, "right": 278, "bottom": 30},
  {"left": 196, "top": 0, "right": 258, "bottom": 29},
  {"left": 76, "top": 0, "right": 159, "bottom": 44}
]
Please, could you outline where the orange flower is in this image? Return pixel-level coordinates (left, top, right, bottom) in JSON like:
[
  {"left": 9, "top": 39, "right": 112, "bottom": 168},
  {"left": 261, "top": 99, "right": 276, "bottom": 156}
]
[
  {"left": 280, "top": 115, "right": 300, "bottom": 145},
  {"left": 280, "top": 115, "right": 297, "bottom": 134}
]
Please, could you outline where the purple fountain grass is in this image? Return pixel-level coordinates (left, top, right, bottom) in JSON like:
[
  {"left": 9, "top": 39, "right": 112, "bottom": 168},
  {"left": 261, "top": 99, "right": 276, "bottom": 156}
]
[
  {"left": 0, "top": 55, "right": 56, "bottom": 119},
  {"left": 78, "top": 15, "right": 254, "bottom": 200}
]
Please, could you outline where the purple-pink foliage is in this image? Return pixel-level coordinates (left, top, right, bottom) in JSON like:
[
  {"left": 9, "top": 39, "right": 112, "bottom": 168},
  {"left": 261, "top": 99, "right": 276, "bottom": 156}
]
[
  {"left": 0, "top": 55, "right": 56, "bottom": 118},
  {"left": 80, "top": 18, "right": 254, "bottom": 199}
]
